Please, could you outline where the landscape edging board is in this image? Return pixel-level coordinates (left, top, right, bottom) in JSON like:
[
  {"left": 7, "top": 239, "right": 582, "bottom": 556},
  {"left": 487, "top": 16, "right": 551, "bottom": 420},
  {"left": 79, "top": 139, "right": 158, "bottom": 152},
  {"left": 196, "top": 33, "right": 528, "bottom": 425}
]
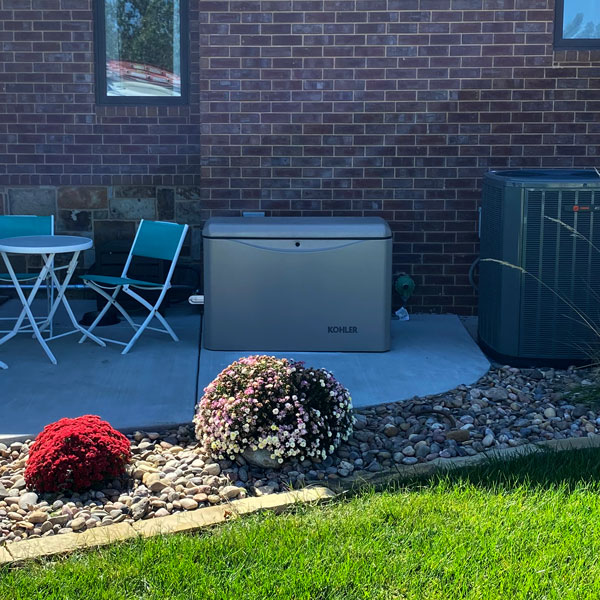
[{"left": 0, "top": 486, "right": 336, "bottom": 566}]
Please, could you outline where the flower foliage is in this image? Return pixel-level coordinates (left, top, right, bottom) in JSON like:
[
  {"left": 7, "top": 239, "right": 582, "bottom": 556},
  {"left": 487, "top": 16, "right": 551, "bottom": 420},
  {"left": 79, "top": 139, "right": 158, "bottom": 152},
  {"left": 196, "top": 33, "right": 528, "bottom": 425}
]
[
  {"left": 24, "top": 415, "right": 131, "bottom": 493},
  {"left": 194, "top": 355, "right": 354, "bottom": 463}
]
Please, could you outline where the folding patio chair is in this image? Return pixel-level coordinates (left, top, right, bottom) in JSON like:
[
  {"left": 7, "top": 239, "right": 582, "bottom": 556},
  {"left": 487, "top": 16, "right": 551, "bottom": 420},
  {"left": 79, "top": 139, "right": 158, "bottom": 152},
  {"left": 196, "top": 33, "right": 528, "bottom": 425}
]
[
  {"left": 79, "top": 220, "right": 189, "bottom": 354},
  {"left": 0, "top": 215, "right": 56, "bottom": 336}
]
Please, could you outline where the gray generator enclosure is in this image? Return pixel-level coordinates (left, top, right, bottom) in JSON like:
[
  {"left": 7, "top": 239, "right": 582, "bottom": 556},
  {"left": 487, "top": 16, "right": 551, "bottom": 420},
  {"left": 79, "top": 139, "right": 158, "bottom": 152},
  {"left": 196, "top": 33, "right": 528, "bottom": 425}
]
[
  {"left": 478, "top": 169, "right": 600, "bottom": 363},
  {"left": 203, "top": 217, "right": 392, "bottom": 351}
]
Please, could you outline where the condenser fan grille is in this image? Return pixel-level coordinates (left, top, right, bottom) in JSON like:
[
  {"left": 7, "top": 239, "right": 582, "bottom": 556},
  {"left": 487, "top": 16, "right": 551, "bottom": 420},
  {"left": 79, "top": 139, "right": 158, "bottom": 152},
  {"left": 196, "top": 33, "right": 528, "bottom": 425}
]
[{"left": 520, "top": 189, "right": 600, "bottom": 359}]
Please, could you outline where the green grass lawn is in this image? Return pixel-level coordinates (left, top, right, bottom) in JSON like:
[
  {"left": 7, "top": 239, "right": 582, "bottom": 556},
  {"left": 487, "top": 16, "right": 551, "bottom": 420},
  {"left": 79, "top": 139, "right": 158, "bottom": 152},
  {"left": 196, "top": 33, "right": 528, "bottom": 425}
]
[{"left": 4, "top": 447, "right": 600, "bottom": 599}]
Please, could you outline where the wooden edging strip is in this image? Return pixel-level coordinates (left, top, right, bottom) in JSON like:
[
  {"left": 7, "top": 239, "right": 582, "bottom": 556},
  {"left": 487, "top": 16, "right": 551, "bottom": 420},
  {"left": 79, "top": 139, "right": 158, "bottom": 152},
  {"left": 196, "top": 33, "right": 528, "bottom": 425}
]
[
  {"left": 2, "top": 434, "right": 600, "bottom": 566},
  {"left": 0, "top": 486, "right": 336, "bottom": 566}
]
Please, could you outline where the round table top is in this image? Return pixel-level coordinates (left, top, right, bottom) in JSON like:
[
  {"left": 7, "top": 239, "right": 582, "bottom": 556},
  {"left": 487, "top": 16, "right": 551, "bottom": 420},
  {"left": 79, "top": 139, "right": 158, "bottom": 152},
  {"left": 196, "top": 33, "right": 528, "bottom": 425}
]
[{"left": 0, "top": 235, "right": 93, "bottom": 254}]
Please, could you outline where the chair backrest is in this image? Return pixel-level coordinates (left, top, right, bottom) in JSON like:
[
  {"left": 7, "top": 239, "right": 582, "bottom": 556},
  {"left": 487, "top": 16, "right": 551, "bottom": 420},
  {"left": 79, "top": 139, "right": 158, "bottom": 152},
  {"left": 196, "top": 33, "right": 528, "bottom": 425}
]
[
  {"left": 131, "top": 220, "right": 188, "bottom": 261},
  {"left": 0, "top": 215, "right": 54, "bottom": 239},
  {"left": 123, "top": 220, "right": 188, "bottom": 283}
]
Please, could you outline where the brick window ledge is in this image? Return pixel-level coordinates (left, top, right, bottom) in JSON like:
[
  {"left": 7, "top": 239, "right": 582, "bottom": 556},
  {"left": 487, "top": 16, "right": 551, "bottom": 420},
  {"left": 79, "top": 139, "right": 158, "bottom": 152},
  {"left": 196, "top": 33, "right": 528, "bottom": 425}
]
[{"left": 554, "top": 49, "right": 600, "bottom": 65}]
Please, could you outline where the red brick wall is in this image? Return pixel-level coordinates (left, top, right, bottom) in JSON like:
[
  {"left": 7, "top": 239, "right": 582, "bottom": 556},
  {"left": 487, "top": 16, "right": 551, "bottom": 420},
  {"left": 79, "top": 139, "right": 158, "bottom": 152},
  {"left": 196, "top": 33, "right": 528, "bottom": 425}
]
[
  {"left": 2, "top": 0, "right": 600, "bottom": 314},
  {"left": 0, "top": 0, "right": 201, "bottom": 186}
]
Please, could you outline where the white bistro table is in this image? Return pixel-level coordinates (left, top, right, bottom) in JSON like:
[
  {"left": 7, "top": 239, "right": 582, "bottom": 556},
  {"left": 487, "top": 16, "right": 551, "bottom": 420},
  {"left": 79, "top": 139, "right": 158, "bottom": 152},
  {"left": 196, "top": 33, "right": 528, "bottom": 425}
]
[{"left": 0, "top": 235, "right": 105, "bottom": 364}]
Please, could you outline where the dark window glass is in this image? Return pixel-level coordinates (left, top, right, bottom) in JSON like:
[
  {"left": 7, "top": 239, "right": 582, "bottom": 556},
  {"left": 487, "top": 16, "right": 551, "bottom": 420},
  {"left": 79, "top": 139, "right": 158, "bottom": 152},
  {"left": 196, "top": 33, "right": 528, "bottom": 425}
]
[
  {"left": 94, "top": 0, "right": 188, "bottom": 105},
  {"left": 555, "top": 0, "right": 600, "bottom": 49}
]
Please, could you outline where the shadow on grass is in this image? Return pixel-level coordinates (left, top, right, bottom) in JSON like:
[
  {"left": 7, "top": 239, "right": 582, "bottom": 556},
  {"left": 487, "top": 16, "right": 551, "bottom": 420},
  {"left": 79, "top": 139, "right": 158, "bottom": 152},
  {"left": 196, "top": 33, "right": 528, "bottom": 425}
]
[{"left": 363, "top": 445, "right": 600, "bottom": 497}]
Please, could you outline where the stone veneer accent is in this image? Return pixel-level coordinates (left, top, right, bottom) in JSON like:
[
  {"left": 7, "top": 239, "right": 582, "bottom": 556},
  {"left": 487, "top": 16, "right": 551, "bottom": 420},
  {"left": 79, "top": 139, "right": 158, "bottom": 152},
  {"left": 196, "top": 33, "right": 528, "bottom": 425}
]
[
  {"left": 0, "top": 187, "right": 202, "bottom": 273},
  {"left": 1, "top": 1, "right": 600, "bottom": 313}
]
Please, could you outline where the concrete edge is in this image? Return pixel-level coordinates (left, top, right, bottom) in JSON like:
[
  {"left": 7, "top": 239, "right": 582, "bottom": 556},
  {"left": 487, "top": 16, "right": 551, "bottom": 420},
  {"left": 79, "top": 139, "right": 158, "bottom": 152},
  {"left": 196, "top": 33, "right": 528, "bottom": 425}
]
[
  {"left": 0, "top": 486, "right": 336, "bottom": 566},
  {"left": 324, "top": 434, "right": 600, "bottom": 492},
  {"left": 0, "top": 423, "right": 194, "bottom": 446}
]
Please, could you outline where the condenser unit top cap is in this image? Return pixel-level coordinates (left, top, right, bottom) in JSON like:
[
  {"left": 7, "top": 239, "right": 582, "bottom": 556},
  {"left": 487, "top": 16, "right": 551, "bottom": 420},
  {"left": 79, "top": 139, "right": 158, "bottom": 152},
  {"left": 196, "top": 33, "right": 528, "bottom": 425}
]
[
  {"left": 486, "top": 169, "right": 600, "bottom": 187},
  {"left": 202, "top": 216, "right": 392, "bottom": 240}
]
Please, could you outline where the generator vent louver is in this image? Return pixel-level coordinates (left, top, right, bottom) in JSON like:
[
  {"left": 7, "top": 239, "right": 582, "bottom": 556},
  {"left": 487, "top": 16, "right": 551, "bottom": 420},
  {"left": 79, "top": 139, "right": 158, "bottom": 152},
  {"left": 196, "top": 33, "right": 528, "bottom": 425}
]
[{"left": 478, "top": 170, "right": 600, "bottom": 364}]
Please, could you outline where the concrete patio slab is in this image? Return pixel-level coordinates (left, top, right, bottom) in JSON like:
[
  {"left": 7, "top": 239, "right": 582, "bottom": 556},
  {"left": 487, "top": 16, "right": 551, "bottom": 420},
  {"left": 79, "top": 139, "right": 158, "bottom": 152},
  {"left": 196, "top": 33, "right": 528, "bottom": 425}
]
[
  {"left": 1, "top": 297, "right": 489, "bottom": 441},
  {"left": 198, "top": 313, "right": 490, "bottom": 409},
  {"left": 0, "top": 299, "right": 200, "bottom": 441}
]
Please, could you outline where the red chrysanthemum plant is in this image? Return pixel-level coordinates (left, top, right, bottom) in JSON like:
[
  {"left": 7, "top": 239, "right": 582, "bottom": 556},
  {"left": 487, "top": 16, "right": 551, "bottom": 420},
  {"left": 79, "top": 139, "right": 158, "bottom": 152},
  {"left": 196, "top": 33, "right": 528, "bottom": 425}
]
[{"left": 24, "top": 415, "right": 131, "bottom": 493}]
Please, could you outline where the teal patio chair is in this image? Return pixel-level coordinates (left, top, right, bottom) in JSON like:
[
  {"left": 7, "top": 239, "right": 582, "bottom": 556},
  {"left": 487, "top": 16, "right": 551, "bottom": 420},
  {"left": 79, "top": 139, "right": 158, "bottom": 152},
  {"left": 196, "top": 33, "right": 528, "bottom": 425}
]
[
  {"left": 0, "top": 215, "right": 55, "bottom": 336},
  {"left": 79, "top": 219, "right": 189, "bottom": 354}
]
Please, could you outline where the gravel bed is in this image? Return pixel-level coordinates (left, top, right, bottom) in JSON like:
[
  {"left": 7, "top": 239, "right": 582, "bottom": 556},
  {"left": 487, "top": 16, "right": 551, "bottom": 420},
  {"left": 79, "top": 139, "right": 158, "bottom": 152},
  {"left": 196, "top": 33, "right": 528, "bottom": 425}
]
[{"left": 1, "top": 365, "right": 600, "bottom": 547}]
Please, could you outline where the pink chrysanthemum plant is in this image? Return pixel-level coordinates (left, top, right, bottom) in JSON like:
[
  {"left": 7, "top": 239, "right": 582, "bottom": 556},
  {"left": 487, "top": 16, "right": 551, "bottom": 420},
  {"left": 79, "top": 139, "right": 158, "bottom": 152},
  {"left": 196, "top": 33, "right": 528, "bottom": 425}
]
[{"left": 194, "top": 355, "right": 354, "bottom": 464}]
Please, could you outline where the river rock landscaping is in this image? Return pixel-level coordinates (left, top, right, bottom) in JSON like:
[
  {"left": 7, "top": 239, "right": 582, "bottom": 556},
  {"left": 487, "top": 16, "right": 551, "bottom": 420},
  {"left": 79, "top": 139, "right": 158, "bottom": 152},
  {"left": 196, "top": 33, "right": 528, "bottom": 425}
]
[{"left": 1, "top": 364, "right": 600, "bottom": 547}]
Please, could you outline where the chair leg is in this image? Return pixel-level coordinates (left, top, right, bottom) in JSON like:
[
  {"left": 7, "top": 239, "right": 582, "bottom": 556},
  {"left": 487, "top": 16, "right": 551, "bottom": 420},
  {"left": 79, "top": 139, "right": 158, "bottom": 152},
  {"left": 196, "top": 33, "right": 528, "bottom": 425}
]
[
  {"left": 79, "top": 286, "right": 119, "bottom": 342},
  {"left": 151, "top": 310, "right": 179, "bottom": 341},
  {"left": 78, "top": 284, "right": 137, "bottom": 343},
  {"left": 120, "top": 288, "right": 179, "bottom": 353},
  {"left": 81, "top": 284, "right": 181, "bottom": 354},
  {"left": 103, "top": 294, "right": 138, "bottom": 331},
  {"left": 125, "top": 288, "right": 179, "bottom": 342},
  {"left": 121, "top": 309, "right": 157, "bottom": 354}
]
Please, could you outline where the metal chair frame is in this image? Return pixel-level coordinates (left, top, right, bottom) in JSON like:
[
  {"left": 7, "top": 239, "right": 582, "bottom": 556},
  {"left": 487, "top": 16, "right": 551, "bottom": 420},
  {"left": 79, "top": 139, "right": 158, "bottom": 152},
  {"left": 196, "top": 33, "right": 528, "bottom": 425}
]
[{"left": 79, "top": 220, "right": 189, "bottom": 355}]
